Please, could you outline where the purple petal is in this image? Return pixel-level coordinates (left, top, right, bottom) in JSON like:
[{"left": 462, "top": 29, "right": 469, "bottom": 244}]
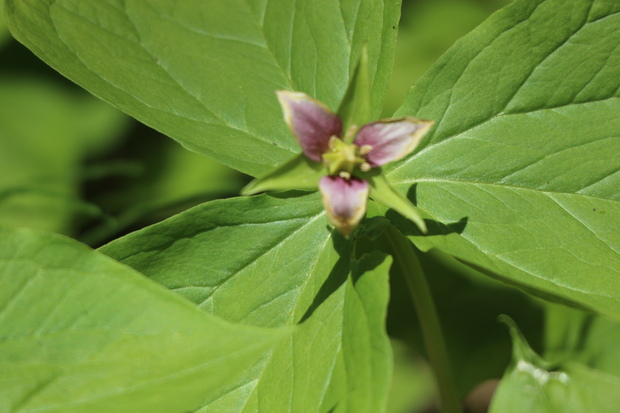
[
  {"left": 277, "top": 91, "right": 342, "bottom": 162},
  {"left": 319, "top": 176, "right": 369, "bottom": 236},
  {"left": 353, "top": 117, "right": 434, "bottom": 167}
]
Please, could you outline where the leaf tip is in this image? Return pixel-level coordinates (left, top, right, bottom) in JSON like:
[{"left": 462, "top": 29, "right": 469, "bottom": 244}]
[{"left": 240, "top": 180, "right": 259, "bottom": 196}]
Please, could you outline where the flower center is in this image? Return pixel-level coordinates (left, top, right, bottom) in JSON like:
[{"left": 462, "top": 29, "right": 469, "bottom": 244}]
[{"left": 321, "top": 136, "right": 372, "bottom": 179}]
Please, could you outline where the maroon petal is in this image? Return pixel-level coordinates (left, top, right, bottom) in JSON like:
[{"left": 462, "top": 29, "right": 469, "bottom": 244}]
[
  {"left": 277, "top": 91, "right": 342, "bottom": 162},
  {"left": 353, "top": 117, "right": 434, "bottom": 167},
  {"left": 319, "top": 176, "right": 369, "bottom": 236}
]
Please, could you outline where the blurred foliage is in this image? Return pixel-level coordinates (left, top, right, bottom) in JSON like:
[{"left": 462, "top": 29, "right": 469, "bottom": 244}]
[
  {"left": 0, "top": 2, "right": 9, "bottom": 48},
  {"left": 0, "top": 26, "right": 247, "bottom": 245},
  {"left": 81, "top": 126, "right": 248, "bottom": 246},
  {"left": 388, "top": 339, "right": 436, "bottom": 413},
  {"left": 387, "top": 249, "right": 543, "bottom": 400},
  {"left": 0, "top": 75, "right": 127, "bottom": 234},
  {"left": 544, "top": 303, "right": 620, "bottom": 378}
]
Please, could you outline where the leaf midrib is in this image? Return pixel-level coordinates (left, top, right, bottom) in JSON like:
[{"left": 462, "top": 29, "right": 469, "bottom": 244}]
[
  {"left": 391, "top": 95, "right": 620, "bottom": 180},
  {"left": 390, "top": 178, "right": 619, "bottom": 202},
  {"left": 201, "top": 212, "right": 328, "bottom": 309}
]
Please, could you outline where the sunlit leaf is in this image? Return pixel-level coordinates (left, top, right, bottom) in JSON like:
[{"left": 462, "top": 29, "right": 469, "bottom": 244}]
[
  {"left": 0, "top": 226, "right": 288, "bottom": 413},
  {"left": 5, "top": 0, "right": 401, "bottom": 177},
  {"left": 101, "top": 193, "right": 393, "bottom": 412},
  {"left": 390, "top": 0, "right": 620, "bottom": 319}
]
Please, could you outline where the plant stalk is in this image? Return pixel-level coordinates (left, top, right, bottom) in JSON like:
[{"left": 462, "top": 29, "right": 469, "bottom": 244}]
[{"left": 384, "top": 225, "right": 462, "bottom": 413}]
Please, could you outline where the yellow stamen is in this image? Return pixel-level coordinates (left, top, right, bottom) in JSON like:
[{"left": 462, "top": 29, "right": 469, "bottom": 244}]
[
  {"left": 321, "top": 137, "right": 373, "bottom": 177},
  {"left": 343, "top": 125, "right": 359, "bottom": 143},
  {"left": 359, "top": 145, "right": 373, "bottom": 155}
]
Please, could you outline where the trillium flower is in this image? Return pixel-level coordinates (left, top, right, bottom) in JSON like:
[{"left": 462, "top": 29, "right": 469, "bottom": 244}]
[{"left": 243, "top": 90, "right": 434, "bottom": 237}]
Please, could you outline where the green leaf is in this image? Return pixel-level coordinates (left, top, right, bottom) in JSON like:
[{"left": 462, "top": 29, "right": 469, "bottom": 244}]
[
  {"left": 241, "top": 153, "right": 324, "bottom": 196},
  {"left": 100, "top": 193, "right": 393, "bottom": 412},
  {"left": 490, "top": 316, "right": 620, "bottom": 413},
  {"left": 389, "top": 0, "right": 620, "bottom": 319},
  {"left": 0, "top": 78, "right": 127, "bottom": 234},
  {"left": 5, "top": 0, "right": 401, "bottom": 177},
  {"left": 0, "top": 226, "right": 288, "bottom": 413}
]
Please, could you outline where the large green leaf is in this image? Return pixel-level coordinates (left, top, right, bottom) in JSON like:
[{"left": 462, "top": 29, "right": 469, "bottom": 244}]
[
  {"left": 490, "top": 316, "right": 620, "bottom": 413},
  {"left": 4, "top": 0, "right": 400, "bottom": 177},
  {"left": 0, "top": 226, "right": 288, "bottom": 413},
  {"left": 0, "top": 78, "right": 126, "bottom": 234},
  {"left": 389, "top": 0, "right": 620, "bottom": 318},
  {"left": 100, "top": 193, "right": 393, "bottom": 413}
]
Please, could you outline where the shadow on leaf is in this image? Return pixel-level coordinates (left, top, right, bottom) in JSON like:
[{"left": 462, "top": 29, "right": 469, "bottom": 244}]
[
  {"left": 384, "top": 184, "right": 468, "bottom": 236},
  {"left": 298, "top": 228, "right": 388, "bottom": 323}
]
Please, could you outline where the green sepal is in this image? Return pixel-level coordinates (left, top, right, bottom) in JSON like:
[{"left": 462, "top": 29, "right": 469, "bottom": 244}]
[
  {"left": 338, "top": 44, "right": 372, "bottom": 141},
  {"left": 361, "top": 170, "right": 427, "bottom": 233},
  {"left": 499, "top": 315, "right": 549, "bottom": 369},
  {"left": 242, "top": 153, "right": 324, "bottom": 195}
]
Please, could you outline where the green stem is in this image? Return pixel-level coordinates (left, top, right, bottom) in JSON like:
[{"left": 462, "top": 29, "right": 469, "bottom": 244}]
[{"left": 384, "top": 225, "right": 462, "bottom": 413}]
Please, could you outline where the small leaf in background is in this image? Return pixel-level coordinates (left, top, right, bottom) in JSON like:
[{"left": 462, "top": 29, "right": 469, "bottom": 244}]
[
  {"left": 0, "top": 226, "right": 288, "bottom": 413},
  {"left": 544, "top": 303, "right": 620, "bottom": 378},
  {"left": 490, "top": 315, "right": 620, "bottom": 413},
  {"left": 101, "top": 193, "right": 393, "bottom": 412},
  {"left": 390, "top": 0, "right": 620, "bottom": 320},
  {"left": 5, "top": 0, "right": 401, "bottom": 177},
  {"left": 0, "top": 78, "right": 127, "bottom": 234}
]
